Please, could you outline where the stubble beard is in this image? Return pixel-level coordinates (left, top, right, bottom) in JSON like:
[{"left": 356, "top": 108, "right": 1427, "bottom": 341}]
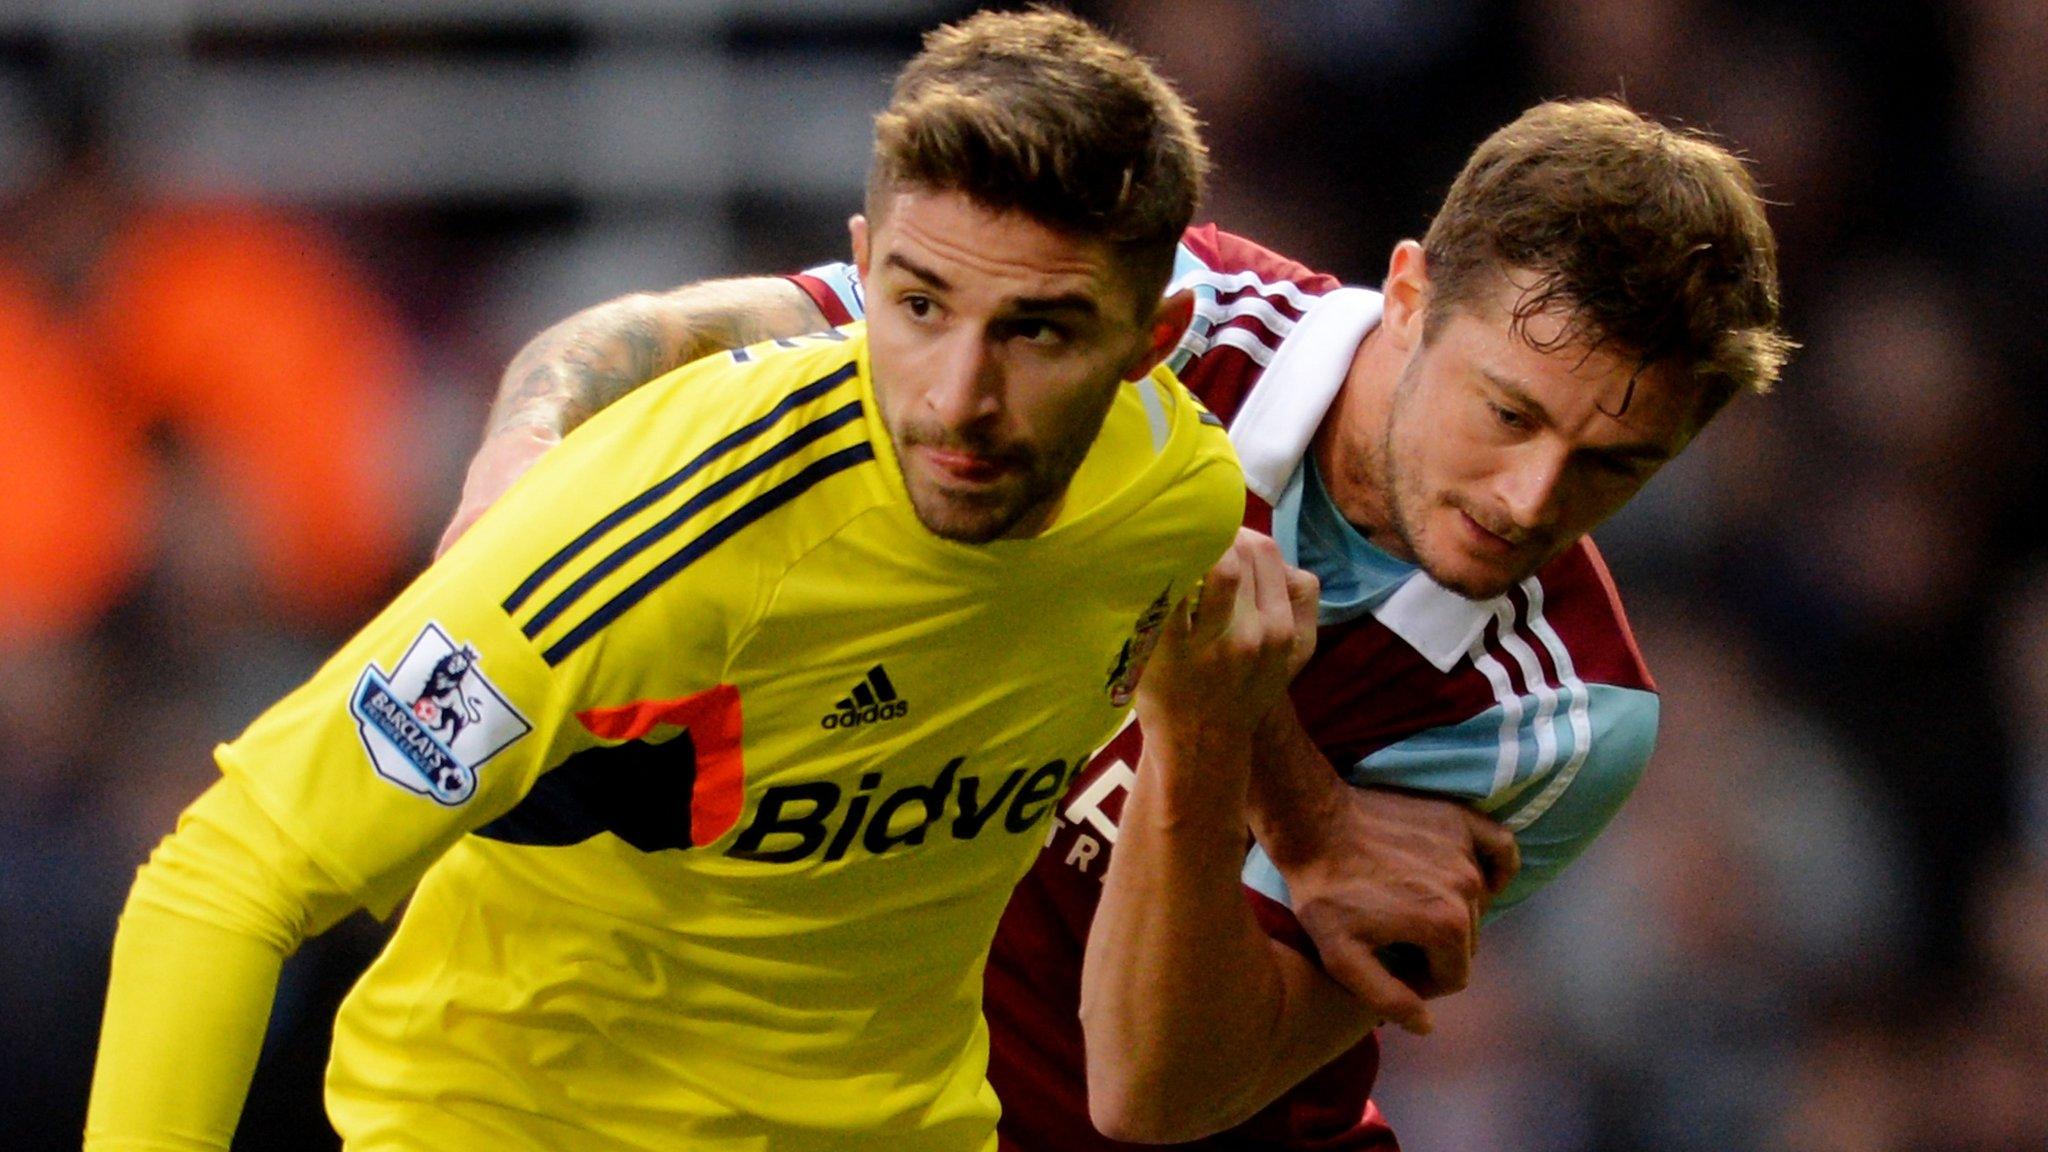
[
  {"left": 1384, "top": 453, "right": 1516, "bottom": 600},
  {"left": 872, "top": 350, "right": 1124, "bottom": 544},
  {"left": 1374, "top": 410, "right": 1434, "bottom": 580},
  {"left": 887, "top": 411, "right": 1095, "bottom": 546},
  {"left": 1399, "top": 488, "right": 1556, "bottom": 602},
  {"left": 1379, "top": 376, "right": 1539, "bottom": 603}
]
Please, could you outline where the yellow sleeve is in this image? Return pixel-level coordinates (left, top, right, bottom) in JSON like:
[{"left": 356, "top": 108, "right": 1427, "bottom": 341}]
[
  {"left": 83, "top": 544, "right": 653, "bottom": 1146},
  {"left": 213, "top": 550, "right": 580, "bottom": 918},
  {"left": 85, "top": 341, "right": 836, "bottom": 1148},
  {"left": 204, "top": 345, "right": 788, "bottom": 911},
  {"left": 85, "top": 777, "right": 362, "bottom": 1151}
]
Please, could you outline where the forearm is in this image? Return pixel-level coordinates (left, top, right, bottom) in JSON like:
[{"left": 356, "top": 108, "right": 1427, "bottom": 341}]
[
  {"left": 86, "top": 779, "right": 360, "bottom": 1150},
  {"left": 87, "top": 899, "right": 286, "bottom": 1151},
  {"left": 1240, "top": 706, "right": 1507, "bottom": 1016},
  {"left": 1243, "top": 702, "right": 1347, "bottom": 871},
  {"left": 487, "top": 277, "right": 830, "bottom": 438},
  {"left": 1082, "top": 725, "right": 1372, "bottom": 1142}
]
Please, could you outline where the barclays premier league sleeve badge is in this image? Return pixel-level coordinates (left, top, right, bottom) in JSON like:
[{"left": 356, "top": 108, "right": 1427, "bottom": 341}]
[{"left": 350, "top": 622, "right": 532, "bottom": 805}]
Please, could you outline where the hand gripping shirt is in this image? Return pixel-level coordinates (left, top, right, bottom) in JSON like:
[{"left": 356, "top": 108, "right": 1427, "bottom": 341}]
[
  {"left": 94, "top": 326, "right": 1242, "bottom": 1152},
  {"left": 794, "top": 225, "right": 1661, "bottom": 1151}
]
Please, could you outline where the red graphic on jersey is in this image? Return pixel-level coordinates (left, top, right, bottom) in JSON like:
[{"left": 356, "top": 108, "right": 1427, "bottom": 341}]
[{"left": 576, "top": 684, "right": 747, "bottom": 846}]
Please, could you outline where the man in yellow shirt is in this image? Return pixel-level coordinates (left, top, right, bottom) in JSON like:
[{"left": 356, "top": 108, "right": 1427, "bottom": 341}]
[{"left": 85, "top": 11, "right": 1294, "bottom": 1151}]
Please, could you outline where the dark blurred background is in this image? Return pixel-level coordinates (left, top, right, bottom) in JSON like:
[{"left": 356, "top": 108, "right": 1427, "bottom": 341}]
[{"left": 3, "top": 2, "right": 2042, "bottom": 1149}]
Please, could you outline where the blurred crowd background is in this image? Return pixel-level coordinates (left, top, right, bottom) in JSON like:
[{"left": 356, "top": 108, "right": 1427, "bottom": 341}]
[{"left": 2, "top": 1, "right": 2043, "bottom": 1149}]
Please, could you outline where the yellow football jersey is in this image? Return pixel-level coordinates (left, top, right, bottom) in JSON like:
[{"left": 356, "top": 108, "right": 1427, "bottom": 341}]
[{"left": 190, "top": 326, "right": 1239, "bottom": 1151}]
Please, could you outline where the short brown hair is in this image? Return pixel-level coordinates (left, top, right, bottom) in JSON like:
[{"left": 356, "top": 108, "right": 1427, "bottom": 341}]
[
  {"left": 868, "top": 7, "right": 1208, "bottom": 301},
  {"left": 1422, "top": 99, "right": 1795, "bottom": 414}
]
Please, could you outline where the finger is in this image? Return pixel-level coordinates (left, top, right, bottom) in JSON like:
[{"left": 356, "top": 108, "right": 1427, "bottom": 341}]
[
  {"left": 1235, "top": 539, "right": 1268, "bottom": 637},
  {"left": 1200, "top": 533, "right": 1268, "bottom": 652},
  {"left": 1376, "top": 942, "right": 1433, "bottom": 992},
  {"left": 1161, "top": 588, "right": 1197, "bottom": 642},
  {"left": 1192, "top": 547, "right": 1245, "bottom": 642},
  {"left": 1225, "top": 532, "right": 1290, "bottom": 650},
  {"left": 1465, "top": 812, "right": 1522, "bottom": 898},
  {"left": 1245, "top": 539, "right": 1294, "bottom": 647},
  {"left": 1283, "top": 565, "right": 1320, "bottom": 671},
  {"left": 1412, "top": 927, "right": 1473, "bottom": 998},
  {"left": 1319, "top": 948, "right": 1435, "bottom": 1037},
  {"left": 1284, "top": 565, "right": 1320, "bottom": 625}
]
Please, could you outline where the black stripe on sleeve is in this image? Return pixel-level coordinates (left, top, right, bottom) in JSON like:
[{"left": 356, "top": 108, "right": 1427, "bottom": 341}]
[
  {"left": 540, "top": 441, "right": 877, "bottom": 666},
  {"left": 519, "top": 400, "right": 863, "bottom": 639},
  {"left": 502, "top": 362, "right": 858, "bottom": 615}
]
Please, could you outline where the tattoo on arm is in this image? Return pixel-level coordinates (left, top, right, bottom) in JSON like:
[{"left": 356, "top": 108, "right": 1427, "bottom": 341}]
[{"left": 487, "top": 277, "right": 831, "bottom": 438}]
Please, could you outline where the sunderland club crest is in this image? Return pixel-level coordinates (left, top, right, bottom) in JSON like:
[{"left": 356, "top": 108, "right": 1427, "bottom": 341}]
[
  {"left": 1105, "top": 586, "right": 1175, "bottom": 707},
  {"left": 350, "top": 622, "right": 530, "bottom": 805}
]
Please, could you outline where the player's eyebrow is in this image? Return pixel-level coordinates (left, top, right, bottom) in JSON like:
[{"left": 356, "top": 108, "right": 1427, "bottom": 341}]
[
  {"left": 1482, "top": 368, "right": 1673, "bottom": 463},
  {"left": 1007, "top": 293, "right": 1100, "bottom": 319},
  {"left": 883, "top": 252, "right": 1101, "bottom": 319},
  {"left": 1481, "top": 368, "right": 1552, "bottom": 423},
  {"left": 885, "top": 252, "right": 953, "bottom": 292}
]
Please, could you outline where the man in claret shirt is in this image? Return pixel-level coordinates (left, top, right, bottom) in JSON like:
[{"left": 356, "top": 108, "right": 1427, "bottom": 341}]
[{"left": 441, "top": 99, "right": 1793, "bottom": 1148}]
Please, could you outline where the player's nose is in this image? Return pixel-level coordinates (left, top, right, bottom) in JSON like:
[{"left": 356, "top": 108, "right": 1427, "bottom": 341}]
[
  {"left": 1495, "top": 442, "right": 1568, "bottom": 531},
  {"left": 924, "top": 330, "right": 1004, "bottom": 428}
]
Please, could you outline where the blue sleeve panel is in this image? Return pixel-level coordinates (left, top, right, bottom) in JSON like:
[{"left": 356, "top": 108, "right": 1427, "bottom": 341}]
[{"left": 1242, "top": 682, "right": 1660, "bottom": 917}]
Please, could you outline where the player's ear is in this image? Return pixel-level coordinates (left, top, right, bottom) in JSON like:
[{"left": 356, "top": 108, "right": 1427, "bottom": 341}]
[
  {"left": 1123, "top": 289, "right": 1194, "bottom": 382},
  {"left": 1382, "top": 240, "right": 1430, "bottom": 354},
  {"left": 849, "top": 214, "right": 871, "bottom": 279}
]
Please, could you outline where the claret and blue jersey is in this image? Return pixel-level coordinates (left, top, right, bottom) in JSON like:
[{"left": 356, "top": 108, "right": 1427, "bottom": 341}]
[
  {"left": 795, "top": 224, "right": 1661, "bottom": 1152},
  {"left": 796, "top": 230, "right": 1659, "bottom": 919}
]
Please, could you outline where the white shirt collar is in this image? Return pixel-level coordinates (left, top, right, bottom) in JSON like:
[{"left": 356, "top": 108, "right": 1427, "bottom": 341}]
[{"left": 1226, "top": 286, "right": 1501, "bottom": 672}]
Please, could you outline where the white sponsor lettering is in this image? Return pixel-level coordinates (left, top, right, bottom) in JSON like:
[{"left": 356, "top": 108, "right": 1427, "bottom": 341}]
[
  {"left": 1061, "top": 756, "right": 1136, "bottom": 845},
  {"left": 1064, "top": 833, "right": 1101, "bottom": 873}
]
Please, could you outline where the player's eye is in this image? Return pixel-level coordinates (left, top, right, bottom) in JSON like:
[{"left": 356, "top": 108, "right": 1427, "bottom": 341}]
[
  {"left": 1009, "top": 319, "right": 1068, "bottom": 347},
  {"left": 1489, "top": 401, "right": 1530, "bottom": 431},
  {"left": 902, "top": 294, "right": 937, "bottom": 320}
]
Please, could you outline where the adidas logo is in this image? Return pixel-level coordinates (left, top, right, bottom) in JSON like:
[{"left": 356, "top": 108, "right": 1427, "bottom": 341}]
[{"left": 820, "top": 665, "right": 910, "bottom": 730}]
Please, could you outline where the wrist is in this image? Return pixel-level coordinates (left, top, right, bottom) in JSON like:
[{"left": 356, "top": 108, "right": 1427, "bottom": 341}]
[
  {"left": 1139, "top": 717, "right": 1256, "bottom": 774},
  {"left": 1244, "top": 723, "right": 1346, "bottom": 869},
  {"left": 1133, "top": 722, "right": 1255, "bottom": 813},
  {"left": 1251, "top": 699, "right": 1300, "bottom": 749},
  {"left": 1249, "top": 787, "right": 1344, "bottom": 871}
]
